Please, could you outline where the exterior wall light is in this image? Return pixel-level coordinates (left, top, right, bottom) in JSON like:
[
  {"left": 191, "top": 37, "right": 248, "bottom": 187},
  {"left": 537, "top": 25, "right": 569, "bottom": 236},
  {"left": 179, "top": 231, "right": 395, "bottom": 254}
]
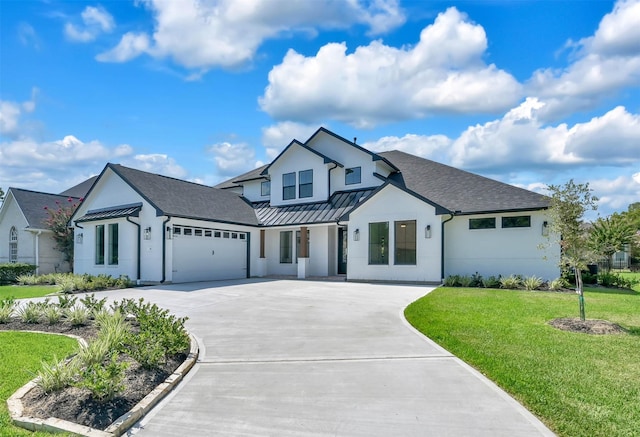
[
  {"left": 542, "top": 221, "right": 549, "bottom": 236},
  {"left": 353, "top": 228, "right": 360, "bottom": 241},
  {"left": 144, "top": 227, "right": 152, "bottom": 240},
  {"left": 166, "top": 226, "right": 172, "bottom": 239},
  {"left": 425, "top": 225, "right": 432, "bottom": 239},
  {"left": 77, "top": 233, "right": 83, "bottom": 244}
]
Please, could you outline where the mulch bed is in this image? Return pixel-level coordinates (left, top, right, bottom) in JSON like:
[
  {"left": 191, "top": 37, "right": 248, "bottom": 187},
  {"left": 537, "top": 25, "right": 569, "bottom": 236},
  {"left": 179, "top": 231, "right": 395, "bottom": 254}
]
[
  {"left": 0, "top": 319, "right": 186, "bottom": 431},
  {"left": 549, "top": 318, "right": 627, "bottom": 335}
]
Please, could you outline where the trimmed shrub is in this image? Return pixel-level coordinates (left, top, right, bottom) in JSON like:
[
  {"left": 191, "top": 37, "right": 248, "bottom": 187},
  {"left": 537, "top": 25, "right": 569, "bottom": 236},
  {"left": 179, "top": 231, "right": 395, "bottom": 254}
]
[
  {"left": 482, "top": 276, "right": 501, "bottom": 288},
  {"left": 35, "top": 356, "right": 79, "bottom": 394},
  {"left": 549, "top": 278, "right": 567, "bottom": 291},
  {"left": 443, "top": 275, "right": 460, "bottom": 287},
  {"left": 522, "top": 276, "right": 544, "bottom": 291},
  {"left": 16, "top": 301, "right": 43, "bottom": 324},
  {"left": 77, "top": 353, "right": 128, "bottom": 402},
  {"left": 0, "top": 263, "right": 37, "bottom": 284},
  {"left": 458, "top": 275, "right": 474, "bottom": 287},
  {"left": 500, "top": 275, "right": 522, "bottom": 290},
  {"left": 0, "top": 297, "right": 16, "bottom": 323},
  {"left": 65, "top": 305, "right": 90, "bottom": 326}
]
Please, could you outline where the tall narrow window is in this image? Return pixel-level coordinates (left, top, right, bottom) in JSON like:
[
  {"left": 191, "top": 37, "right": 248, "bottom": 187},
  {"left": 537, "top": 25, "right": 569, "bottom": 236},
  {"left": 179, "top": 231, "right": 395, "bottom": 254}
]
[
  {"left": 345, "top": 167, "right": 361, "bottom": 185},
  {"left": 9, "top": 227, "right": 18, "bottom": 263},
  {"left": 108, "top": 223, "right": 119, "bottom": 265},
  {"left": 280, "top": 231, "right": 293, "bottom": 263},
  {"left": 369, "top": 222, "right": 389, "bottom": 265},
  {"left": 283, "top": 172, "right": 296, "bottom": 200},
  {"left": 261, "top": 181, "right": 271, "bottom": 196},
  {"left": 395, "top": 220, "right": 416, "bottom": 265},
  {"left": 95, "top": 224, "right": 105, "bottom": 265},
  {"left": 299, "top": 169, "right": 313, "bottom": 198}
]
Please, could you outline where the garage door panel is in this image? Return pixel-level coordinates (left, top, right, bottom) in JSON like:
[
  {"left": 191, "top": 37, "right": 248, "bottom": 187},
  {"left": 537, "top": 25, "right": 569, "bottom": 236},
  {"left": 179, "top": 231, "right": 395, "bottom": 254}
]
[{"left": 172, "top": 230, "right": 247, "bottom": 283}]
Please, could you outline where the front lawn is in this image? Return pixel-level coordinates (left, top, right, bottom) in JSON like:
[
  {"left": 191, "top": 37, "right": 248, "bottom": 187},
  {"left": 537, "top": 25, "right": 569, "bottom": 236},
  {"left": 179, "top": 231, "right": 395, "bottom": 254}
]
[
  {"left": 405, "top": 287, "right": 640, "bottom": 437},
  {"left": 0, "top": 285, "right": 58, "bottom": 300},
  {"left": 0, "top": 332, "right": 78, "bottom": 436}
]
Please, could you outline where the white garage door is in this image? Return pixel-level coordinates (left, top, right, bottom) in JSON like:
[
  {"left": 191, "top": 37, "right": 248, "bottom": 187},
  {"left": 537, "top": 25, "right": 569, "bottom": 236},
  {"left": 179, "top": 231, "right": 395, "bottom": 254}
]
[{"left": 172, "top": 226, "right": 247, "bottom": 283}]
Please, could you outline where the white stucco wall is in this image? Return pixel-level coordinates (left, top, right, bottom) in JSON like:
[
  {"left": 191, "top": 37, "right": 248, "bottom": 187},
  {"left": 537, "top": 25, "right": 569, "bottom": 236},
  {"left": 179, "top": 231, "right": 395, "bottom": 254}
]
[
  {"left": 268, "top": 145, "right": 329, "bottom": 206},
  {"left": 347, "top": 185, "right": 442, "bottom": 283},
  {"left": 444, "top": 211, "right": 560, "bottom": 280},
  {"left": 242, "top": 179, "right": 270, "bottom": 202}
]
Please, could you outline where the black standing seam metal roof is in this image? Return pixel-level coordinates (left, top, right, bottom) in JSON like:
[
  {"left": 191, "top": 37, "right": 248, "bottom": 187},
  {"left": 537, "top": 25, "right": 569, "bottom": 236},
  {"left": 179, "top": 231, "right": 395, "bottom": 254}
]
[
  {"left": 75, "top": 203, "right": 142, "bottom": 222},
  {"left": 253, "top": 189, "right": 374, "bottom": 226}
]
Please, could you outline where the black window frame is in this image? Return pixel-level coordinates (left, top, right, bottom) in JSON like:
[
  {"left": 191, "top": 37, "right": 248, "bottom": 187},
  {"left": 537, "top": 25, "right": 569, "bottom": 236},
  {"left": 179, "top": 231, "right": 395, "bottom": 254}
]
[
  {"left": 280, "top": 231, "right": 293, "bottom": 263},
  {"left": 95, "top": 224, "right": 105, "bottom": 265},
  {"left": 299, "top": 169, "right": 313, "bottom": 198},
  {"left": 469, "top": 218, "right": 496, "bottom": 230},
  {"left": 394, "top": 220, "right": 416, "bottom": 265},
  {"left": 368, "top": 222, "right": 389, "bottom": 265},
  {"left": 108, "top": 223, "right": 119, "bottom": 265},
  {"left": 283, "top": 172, "right": 296, "bottom": 200},
  {"left": 261, "top": 180, "right": 270, "bottom": 197},
  {"left": 501, "top": 216, "right": 531, "bottom": 228},
  {"left": 345, "top": 167, "right": 361, "bottom": 185}
]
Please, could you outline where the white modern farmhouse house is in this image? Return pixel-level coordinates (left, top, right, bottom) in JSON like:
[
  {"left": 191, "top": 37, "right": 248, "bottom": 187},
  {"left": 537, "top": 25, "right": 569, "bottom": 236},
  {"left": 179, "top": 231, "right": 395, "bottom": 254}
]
[{"left": 70, "top": 128, "right": 560, "bottom": 284}]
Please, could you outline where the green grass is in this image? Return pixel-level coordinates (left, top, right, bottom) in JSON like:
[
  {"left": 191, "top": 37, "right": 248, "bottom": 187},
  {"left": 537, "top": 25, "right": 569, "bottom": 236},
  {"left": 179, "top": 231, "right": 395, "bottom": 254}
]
[
  {"left": 405, "top": 287, "right": 640, "bottom": 437},
  {"left": 0, "top": 285, "right": 58, "bottom": 300},
  {"left": 0, "top": 332, "right": 78, "bottom": 436}
]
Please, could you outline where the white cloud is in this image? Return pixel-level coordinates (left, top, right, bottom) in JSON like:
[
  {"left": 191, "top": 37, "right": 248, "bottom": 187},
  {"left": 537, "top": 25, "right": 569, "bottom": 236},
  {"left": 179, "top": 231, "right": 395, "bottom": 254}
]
[
  {"left": 259, "top": 7, "right": 521, "bottom": 127},
  {"left": 0, "top": 89, "right": 37, "bottom": 137},
  {"left": 98, "top": 0, "right": 404, "bottom": 70},
  {"left": 96, "top": 32, "right": 150, "bottom": 62},
  {"left": 207, "top": 141, "right": 258, "bottom": 177},
  {"left": 261, "top": 122, "right": 319, "bottom": 159},
  {"left": 449, "top": 99, "right": 640, "bottom": 171},
  {"left": 123, "top": 154, "right": 188, "bottom": 178},
  {"left": 362, "top": 133, "right": 452, "bottom": 162},
  {"left": 18, "top": 22, "right": 40, "bottom": 49},
  {"left": 65, "top": 5, "right": 114, "bottom": 43},
  {"left": 528, "top": 0, "right": 640, "bottom": 120},
  {"left": 589, "top": 173, "right": 640, "bottom": 213}
]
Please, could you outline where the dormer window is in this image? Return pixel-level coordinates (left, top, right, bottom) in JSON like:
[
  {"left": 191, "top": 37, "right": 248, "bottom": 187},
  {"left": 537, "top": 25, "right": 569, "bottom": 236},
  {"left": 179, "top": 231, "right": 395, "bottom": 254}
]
[
  {"left": 299, "top": 169, "right": 313, "bottom": 198},
  {"left": 283, "top": 172, "right": 296, "bottom": 200},
  {"left": 345, "top": 167, "right": 361, "bottom": 185},
  {"left": 261, "top": 181, "right": 271, "bottom": 196}
]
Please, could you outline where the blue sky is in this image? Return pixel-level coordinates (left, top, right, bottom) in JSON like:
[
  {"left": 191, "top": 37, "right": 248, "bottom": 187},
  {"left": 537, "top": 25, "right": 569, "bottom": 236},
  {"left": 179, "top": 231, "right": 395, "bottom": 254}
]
[{"left": 1, "top": 0, "right": 638, "bottom": 219}]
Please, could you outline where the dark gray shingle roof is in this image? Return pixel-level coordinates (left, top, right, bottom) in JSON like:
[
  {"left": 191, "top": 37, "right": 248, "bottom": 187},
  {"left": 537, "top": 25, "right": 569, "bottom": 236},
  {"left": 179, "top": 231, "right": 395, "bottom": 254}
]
[
  {"left": 214, "top": 165, "right": 269, "bottom": 189},
  {"left": 59, "top": 176, "right": 98, "bottom": 198},
  {"left": 108, "top": 164, "right": 259, "bottom": 226},
  {"left": 379, "top": 150, "right": 550, "bottom": 214},
  {"left": 10, "top": 188, "right": 80, "bottom": 229},
  {"left": 254, "top": 189, "right": 374, "bottom": 226}
]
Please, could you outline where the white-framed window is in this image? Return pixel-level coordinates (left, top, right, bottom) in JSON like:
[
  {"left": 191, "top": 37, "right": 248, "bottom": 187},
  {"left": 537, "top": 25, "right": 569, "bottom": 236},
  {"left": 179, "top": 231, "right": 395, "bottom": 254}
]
[
  {"left": 283, "top": 172, "right": 296, "bottom": 200},
  {"left": 345, "top": 167, "right": 361, "bottom": 185},
  {"left": 299, "top": 169, "right": 313, "bottom": 198},
  {"left": 261, "top": 181, "right": 271, "bottom": 196},
  {"left": 9, "top": 226, "right": 18, "bottom": 263}
]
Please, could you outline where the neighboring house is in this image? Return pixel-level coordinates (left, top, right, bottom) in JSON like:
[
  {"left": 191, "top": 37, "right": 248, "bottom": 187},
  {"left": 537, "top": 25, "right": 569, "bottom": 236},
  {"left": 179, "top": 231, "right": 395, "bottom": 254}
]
[
  {"left": 0, "top": 177, "right": 96, "bottom": 273},
  {"left": 70, "top": 128, "right": 560, "bottom": 284}
]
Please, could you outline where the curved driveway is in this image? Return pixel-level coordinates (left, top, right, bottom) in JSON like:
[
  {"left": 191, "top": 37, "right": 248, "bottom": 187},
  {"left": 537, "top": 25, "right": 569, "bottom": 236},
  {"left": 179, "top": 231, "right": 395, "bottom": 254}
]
[{"left": 99, "top": 279, "right": 554, "bottom": 436}]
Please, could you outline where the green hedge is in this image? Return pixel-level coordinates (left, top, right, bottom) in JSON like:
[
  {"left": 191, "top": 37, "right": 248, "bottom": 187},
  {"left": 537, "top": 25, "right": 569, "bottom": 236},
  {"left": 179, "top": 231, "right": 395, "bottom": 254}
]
[{"left": 0, "top": 263, "right": 37, "bottom": 284}]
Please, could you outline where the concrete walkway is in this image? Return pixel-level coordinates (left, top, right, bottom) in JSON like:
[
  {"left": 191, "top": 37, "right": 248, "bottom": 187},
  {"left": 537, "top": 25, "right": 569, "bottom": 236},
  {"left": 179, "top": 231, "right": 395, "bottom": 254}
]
[{"left": 95, "top": 279, "right": 554, "bottom": 436}]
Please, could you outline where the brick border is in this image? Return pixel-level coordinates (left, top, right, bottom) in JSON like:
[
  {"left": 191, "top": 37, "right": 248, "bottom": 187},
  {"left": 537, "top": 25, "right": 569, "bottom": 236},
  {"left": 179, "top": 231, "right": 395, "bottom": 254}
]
[{"left": 7, "top": 332, "right": 199, "bottom": 437}]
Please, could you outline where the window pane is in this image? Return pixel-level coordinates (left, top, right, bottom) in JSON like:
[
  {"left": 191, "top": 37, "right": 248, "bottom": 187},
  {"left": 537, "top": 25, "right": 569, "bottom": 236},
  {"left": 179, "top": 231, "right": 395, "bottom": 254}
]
[
  {"left": 368, "top": 222, "right": 389, "bottom": 265},
  {"left": 108, "top": 223, "right": 118, "bottom": 265},
  {"left": 299, "top": 170, "right": 313, "bottom": 198},
  {"left": 501, "top": 216, "right": 531, "bottom": 228},
  {"left": 345, "top": 167, "right": 361, "bottom": 185},
  {"left": 469, "top": 218, "right": 496, "bottom": 229},
  {"left": 261, "top": 181, "right": 271, "bottom": 196},
  {"left": 280, "top": 231, "right": 293, "bottom": 263},
  {"left": 283, "top": 172, "right": 296, "bottom": 200},
  {"left": 395, "top": 220, "right": 416, "bottom": 265},
  {"left": 95, "top": 225, "right": 105, "bottom": 265},
  {"left": 9, "top": 227, "right": 17, "bottom": 263}
]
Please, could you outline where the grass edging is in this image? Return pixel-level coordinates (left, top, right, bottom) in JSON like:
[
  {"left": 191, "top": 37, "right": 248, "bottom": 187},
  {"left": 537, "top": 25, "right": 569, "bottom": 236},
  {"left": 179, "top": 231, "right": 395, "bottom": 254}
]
[{"left": 8, "top": 332, "right": 199, "bottom": 437}]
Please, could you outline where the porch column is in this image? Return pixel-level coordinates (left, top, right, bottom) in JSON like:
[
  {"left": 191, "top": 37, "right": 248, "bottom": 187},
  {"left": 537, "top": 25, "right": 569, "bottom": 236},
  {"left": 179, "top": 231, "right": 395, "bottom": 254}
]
[{"left": 298, "top": 226, "right": 309, "bottom": 279}]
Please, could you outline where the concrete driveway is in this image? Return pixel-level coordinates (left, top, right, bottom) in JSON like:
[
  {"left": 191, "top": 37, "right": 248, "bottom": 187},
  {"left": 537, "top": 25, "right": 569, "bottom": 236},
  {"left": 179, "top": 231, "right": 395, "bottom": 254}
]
[{"left": 96, "top": 279, "right": 553, "bottom": 436}]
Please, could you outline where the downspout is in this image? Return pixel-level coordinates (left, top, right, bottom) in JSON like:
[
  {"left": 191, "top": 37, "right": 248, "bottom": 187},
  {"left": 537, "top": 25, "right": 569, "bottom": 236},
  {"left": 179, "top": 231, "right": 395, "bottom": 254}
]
[
  {"left": 34, "top": 230, "right": 42, "bottom": 275},
  {"left": 441, "top": 213, "right": 455, "bottom": 281},
  {"left": 161, "top": 216, "right": 171, "bottom": 283},
  {"left": 74, "top": 222, "right": 84, "bottom": 274},
  {"left": 328, "top": 163, "right": 338, "bottom": 196},
  {"left": 126, "top": 216, "right": 141, "bottom": 283}
]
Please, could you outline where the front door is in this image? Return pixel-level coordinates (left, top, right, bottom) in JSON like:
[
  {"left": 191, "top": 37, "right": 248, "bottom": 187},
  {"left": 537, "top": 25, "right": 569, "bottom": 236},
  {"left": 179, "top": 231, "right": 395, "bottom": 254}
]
[{"left": 338, "top": 227, "right": 347, "bottom": 274}]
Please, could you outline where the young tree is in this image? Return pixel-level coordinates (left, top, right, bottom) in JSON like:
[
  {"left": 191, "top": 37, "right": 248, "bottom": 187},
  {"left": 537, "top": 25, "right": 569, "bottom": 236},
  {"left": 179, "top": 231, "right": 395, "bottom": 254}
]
[
  {"left": 589, "top": 213, "right": 635, "bottom": 272},
  {"left": 546, "top": 180, "right": 598, "bottom": 321},
  {"left": 44, "top": 197, "right": 81, "bottom": 268}
]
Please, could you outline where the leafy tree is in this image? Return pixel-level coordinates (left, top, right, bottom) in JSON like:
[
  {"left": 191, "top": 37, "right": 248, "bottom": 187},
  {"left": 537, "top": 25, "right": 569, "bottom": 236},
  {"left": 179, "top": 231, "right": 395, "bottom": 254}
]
[
  {"left": 0, "top": 187, "right": 4, "bottom": 202},
  {"left": 546, "top": 180, "right": 598, "bottom": 321},
  {"left": 622, "top": 203, "right": 640, "bottom": 261},
  {"left": 589, "top": 213, "right": 635, "bottom": 272},
  {"left": 44, "top": 197, "right": 80, "bottom": 268}
]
